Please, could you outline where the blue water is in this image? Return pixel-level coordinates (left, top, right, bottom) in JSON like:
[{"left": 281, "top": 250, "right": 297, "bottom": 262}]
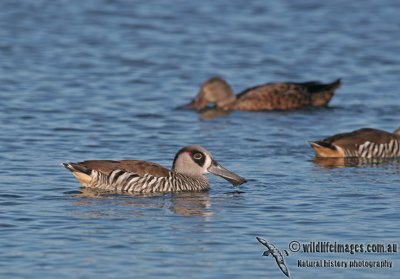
[{"left": 1, "top": 0, "right": 399, "bottom": 278}]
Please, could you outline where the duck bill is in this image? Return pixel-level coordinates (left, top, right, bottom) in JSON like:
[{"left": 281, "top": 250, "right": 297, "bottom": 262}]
[
  {"left": 178, "top": 92, "right": 209, "bottom": 110},
  {"left": 180, "top": 99, "right": 199, "bottom": 110},
  {"left": 208, "top": 160, "right": 246, "bottom": 186}
]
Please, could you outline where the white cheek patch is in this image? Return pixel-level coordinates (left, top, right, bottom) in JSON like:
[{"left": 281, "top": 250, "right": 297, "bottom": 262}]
[{"left": 204, "top": 154, "right": 212, "bottom": 173}]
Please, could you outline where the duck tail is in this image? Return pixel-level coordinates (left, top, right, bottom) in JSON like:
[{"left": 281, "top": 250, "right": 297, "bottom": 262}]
[
  {"left": 310, "top": 141, "right": 342, "bottom": 157},
  {"left": 310, "top": 78, "right": 341, "bottom": 107},
  {"left": 327, "top": 78, "right": 341, "bottom": 91},
  {"left": 63, "top": 162, "right": 91, "bottom": 174},
  {"left": 62, "top": 162, "right": 92, "bottom": 186}
]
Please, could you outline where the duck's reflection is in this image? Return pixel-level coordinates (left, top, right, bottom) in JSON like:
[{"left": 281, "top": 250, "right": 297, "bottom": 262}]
[
  {"left": 72, "top": 188, "right": 213, "bottom": 217},
  {"left": 169, "top": 191, "right": 212, "bottom": 217},
  {"left": 313, "top": 157, "right": 400, "bottom": 169},
  {"left": 198, "top": 107, "right": 230, "bottom": 121}
]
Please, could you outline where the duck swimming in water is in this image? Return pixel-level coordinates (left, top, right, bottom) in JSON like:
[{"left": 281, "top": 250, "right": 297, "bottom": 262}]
[
  {"left": 63, "top": 145, "right": 246, "bottom": 193},
  {"left": 182, "top": 77, "right": 341, "bottom": 111},
  {"left": 310, "top": 128, "right": 400, "bottom": 158}
]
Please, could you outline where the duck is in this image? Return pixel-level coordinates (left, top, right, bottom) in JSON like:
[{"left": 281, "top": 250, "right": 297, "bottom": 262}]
[
  {"left": 182, "top": 77, "right": 341, "bottom": 111},
  {"left": 310, "top": 128, "right": 400, "bottom": 158},
  {"left": 63, "top": 145, "right": 246, "bottom": 193}
]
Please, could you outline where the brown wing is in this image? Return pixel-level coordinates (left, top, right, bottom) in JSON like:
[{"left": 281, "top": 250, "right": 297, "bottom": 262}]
[
  {"left": 233, "top": 83, "right": 309, "bottom": 110},
  {"left": 236, "top": 82, "right": 303, "bottom": 99},
  {"left": 324, "top": 128, "right": 397, "bottom": 149},
  {"left": 76, "top": 160, "right": 170, "bottom": 177},
  {"left": 233, "top": 80, "right": 340, "bottom": 110}
]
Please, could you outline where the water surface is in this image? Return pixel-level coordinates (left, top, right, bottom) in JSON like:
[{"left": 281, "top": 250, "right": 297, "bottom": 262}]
[{"left": 0, "top": 0, "right": 399, "bottom": 278}]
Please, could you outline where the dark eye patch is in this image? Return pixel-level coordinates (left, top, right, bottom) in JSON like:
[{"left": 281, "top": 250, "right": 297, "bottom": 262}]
[
  {"left": 193, "top": 153, "right": 202, "bottom": 160},
  {"left": 191, "top": 152, "right": 205, "bottom": 166}
]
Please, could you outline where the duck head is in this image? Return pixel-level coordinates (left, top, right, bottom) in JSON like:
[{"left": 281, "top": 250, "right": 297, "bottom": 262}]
[
  {"left": 172, "top": 145, "right": 246, "bottom": 186},
  {"left": 182, "top": 77, "right": 237, "bottom": 110}
]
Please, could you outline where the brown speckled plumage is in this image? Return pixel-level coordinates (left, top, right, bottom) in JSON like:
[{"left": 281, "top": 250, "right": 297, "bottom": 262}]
[{"left": 183, "top": 77, "right": 341, "bottom": 111}]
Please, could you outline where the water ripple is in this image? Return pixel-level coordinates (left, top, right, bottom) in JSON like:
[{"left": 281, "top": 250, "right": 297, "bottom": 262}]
[{"left": 0, "top": 0, "right": 399, "bottom": 278}]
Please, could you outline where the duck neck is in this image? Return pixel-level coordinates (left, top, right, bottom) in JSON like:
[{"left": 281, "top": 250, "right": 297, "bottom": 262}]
[
  {"left": 216, "top": 95, "right": 237, "bottom": 109},
  {"left": 171, "top": 172, "right": 209, "bottom": 191}
]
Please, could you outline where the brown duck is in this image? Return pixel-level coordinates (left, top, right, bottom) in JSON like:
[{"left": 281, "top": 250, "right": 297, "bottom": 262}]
[
  {"left": 182, "top": 77, "right": 341, "bottom": 111},
  {"left": 310, "top": 128, "right": 400, "bottom": 158},
  {"left": 63, "top": 145, "right": 246, "bottom": 193}
]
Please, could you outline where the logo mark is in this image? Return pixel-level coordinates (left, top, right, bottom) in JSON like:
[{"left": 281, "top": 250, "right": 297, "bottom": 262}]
[{"left": 256, "top": 237, "right": 290, "bottom": 278}]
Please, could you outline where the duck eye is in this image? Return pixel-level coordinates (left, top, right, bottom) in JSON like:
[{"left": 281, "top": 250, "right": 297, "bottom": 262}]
[{"left": 193, "top": 153, "right": 203, "bottom": 160}]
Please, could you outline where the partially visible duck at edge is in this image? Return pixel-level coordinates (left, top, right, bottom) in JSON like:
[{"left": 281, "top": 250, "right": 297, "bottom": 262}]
[
  {"left": 63, "top": 145, "right": 246, "bottom": 193},
  {"left": 310, "top": 128, "right": 400, "bottom": 158},
  {"left": 182, "top": 77, "right": 341, "bottom": 111}
]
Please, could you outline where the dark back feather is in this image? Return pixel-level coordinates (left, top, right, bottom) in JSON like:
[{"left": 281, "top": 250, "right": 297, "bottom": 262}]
[{"left": 75, "top": 160, "right": 170, "bottom": 177}]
